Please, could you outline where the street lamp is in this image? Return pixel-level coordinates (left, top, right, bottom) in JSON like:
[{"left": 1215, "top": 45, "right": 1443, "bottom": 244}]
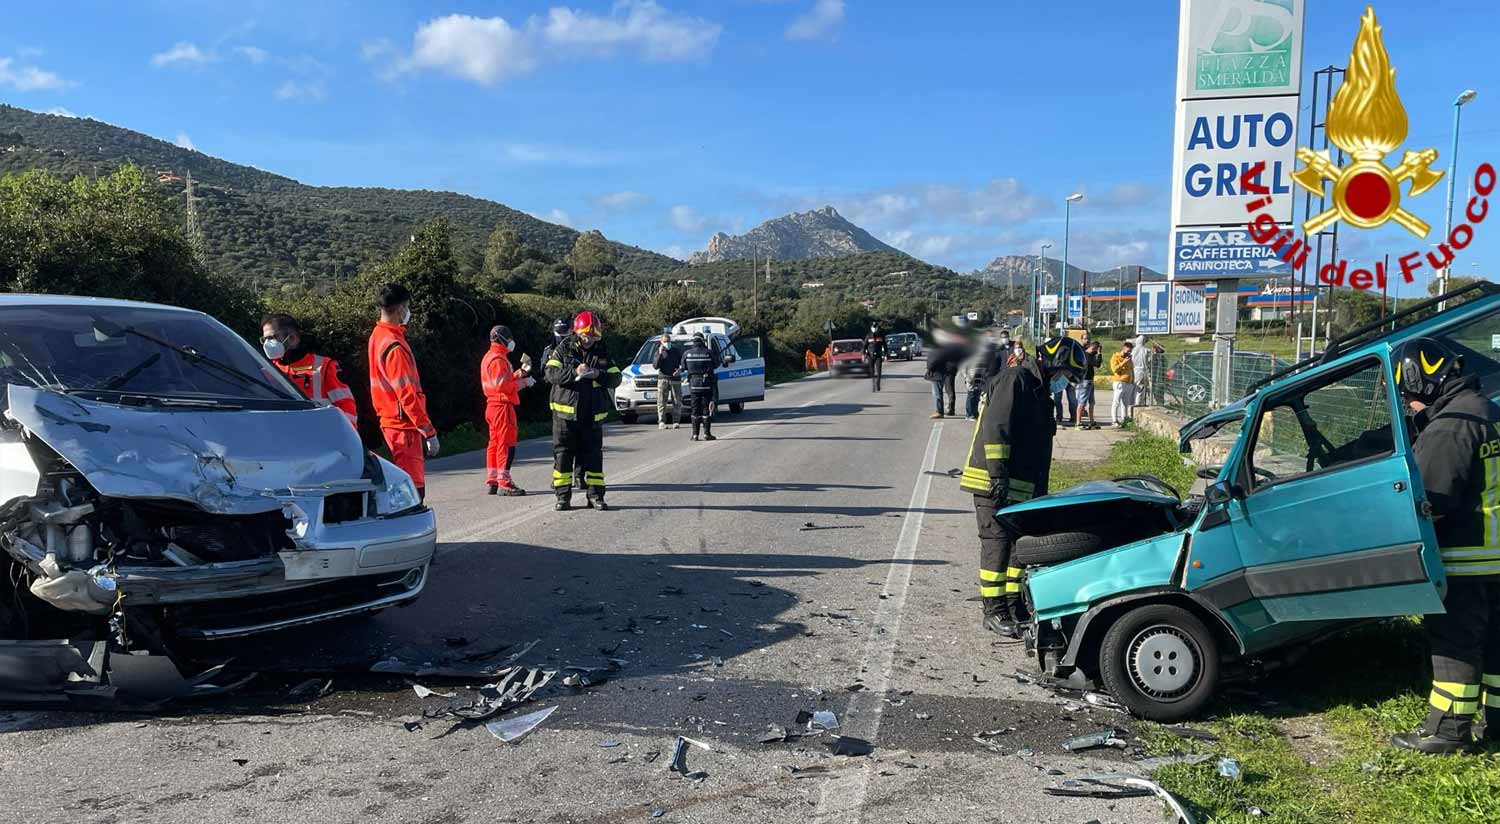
[
  {"left": 1034, "top": 242, "right": 1053, "bottom": 340},
  {"left": 1439, "top": 89, "right": 1478, "bottom": 309},
  {"left": 1059, "top": 193, "right": 1084, "bottom": 333}
]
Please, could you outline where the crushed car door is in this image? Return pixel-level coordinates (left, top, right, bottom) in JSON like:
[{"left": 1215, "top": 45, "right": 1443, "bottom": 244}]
[{"left": 1188, "top": 356, "right": 1444, "bottom": 655}]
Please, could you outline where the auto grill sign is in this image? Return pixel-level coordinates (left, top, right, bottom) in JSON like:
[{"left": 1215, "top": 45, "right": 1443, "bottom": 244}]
[{"left": 1168, "top": 0, "right": 1305, "bottom": 280}]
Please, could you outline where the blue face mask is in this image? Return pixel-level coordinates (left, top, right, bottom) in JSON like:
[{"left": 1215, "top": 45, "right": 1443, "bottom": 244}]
[{"left": 1050, "top": 375, "right": 1071, "bottom": 395}]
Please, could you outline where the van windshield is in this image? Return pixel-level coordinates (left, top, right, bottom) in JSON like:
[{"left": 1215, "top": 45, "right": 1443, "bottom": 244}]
[
  {"left": 832, "top": 341, "right": 863, "bottom": 355},
  {"left": 0, "top": 304, "right": 306, "bottom": 407}
]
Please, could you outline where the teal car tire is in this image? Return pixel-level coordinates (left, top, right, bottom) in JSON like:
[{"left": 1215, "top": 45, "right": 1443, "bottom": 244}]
[{"left": 1099, "top": 604, "right": 1219, "bottom": 722}]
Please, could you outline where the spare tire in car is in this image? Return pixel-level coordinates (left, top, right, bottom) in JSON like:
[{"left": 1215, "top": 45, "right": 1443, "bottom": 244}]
[{"left": 1012, "top": 531, "right": 1109, "bottom": 566}]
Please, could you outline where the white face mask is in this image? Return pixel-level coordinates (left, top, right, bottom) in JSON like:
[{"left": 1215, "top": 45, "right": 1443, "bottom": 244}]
[
  {"left": 400, "top": 306, "right": 412, "bottom": 326},
  {"left": 262, "top": 337, "right": 286, "bottom": 361}
]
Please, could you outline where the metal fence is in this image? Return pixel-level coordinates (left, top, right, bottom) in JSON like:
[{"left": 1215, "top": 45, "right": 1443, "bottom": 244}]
[{"left": 1156, "top": 351, "right": 1289, "bottom": 420}]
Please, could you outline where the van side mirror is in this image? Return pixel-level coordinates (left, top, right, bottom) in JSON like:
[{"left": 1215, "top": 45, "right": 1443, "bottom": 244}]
[{"left": 1204, "top": 480, "right": 1241, "bottom": 505}]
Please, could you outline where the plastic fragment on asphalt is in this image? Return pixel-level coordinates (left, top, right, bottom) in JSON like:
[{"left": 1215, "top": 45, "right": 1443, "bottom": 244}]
[
  {"left": 807, "top": 710, "right": 840, "bottom": 731},
  {"left": 484, "top": 705, "right": 556, "bottom": 744},
  {"left": 973, "top": 728, "right": 1015, "bottom": 754},
  {"left": 427, "top": 666, "right": 559, "bottom": 721},
  {"left": 286, "top": 678, "right": 332, "bottom": 700},
  {"left": 600, "top": 740, "right": 621, "bottom": 748},
  {"left": 1061, "top": 729, "right": 1128, "bottom": 752},
  {"left": 1083, "top": 692, "right": 1125, "bottom": 712},
  {"left": 798, "top": 523, "right": 866, "bottom": 531},
  {"left": 411, "top": 684, "right": 456, "bottom": 699},
  {"left": 651, "top": 811, "right": 665, "bottom": 819},
  {"left": 668, "top": 736, "right": 714, "bottom": 777},
  {"left": 785, "top": 764, "right": 831, "bottom": 778},
  {"left": 758, "top": 725, "right": 801, "bottom": 744},
  {"left": 403, "top": 720, "right": 423, "bottom": 732},
  {"left": 827, "top": 736, "right": 875, "bottom": 757},
  {"left": 1216, "top": 757, "right": 1242, "bottom": 782}
]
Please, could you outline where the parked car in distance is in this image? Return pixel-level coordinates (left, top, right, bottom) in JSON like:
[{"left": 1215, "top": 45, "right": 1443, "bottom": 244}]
[
  {"left": 828, "top": 339, "right": 867, "bottom": 376},
  {"left": 1164, "top": 350, "right": 1278, "bottom": 406},
  {"left": 0, "top": 295, "right": 436, "bottom": 644},
  {"left": 885, "top": 332, "right": 923, "bottom": 361}
]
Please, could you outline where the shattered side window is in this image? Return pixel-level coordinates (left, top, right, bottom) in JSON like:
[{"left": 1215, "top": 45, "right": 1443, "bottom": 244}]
[
  {"left": 1248, "top": 359, "right": 1393, "bottom": 489},
  {"left": 1430, "top": 304, "right": 1500, "bottom": 403}
]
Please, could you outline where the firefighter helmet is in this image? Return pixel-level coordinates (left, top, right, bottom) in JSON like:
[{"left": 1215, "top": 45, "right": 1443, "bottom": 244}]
[
  {"left": 1394, "top": 337, "right": 1461, "bottom": 405},
  {"left": 1039, "top": 336, "right": 1088, "bottom": 383},
  {"left": 573, "top": 311, "right": 601, "bottom": 337},
  {"left": 551, "top": 318, "right": 570, "bottom": 337}
]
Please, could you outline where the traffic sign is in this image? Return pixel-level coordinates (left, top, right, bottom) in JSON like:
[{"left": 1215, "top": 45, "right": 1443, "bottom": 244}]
[
  {"left": 1038, "top": 295, "right": 1059, "bottom": 313},
  {"left": 1067, "top": 295, "right": 1083, "bottom": 322},
  {"left": 1137, "top": 282, "right": 1170, "bottom": 335}
]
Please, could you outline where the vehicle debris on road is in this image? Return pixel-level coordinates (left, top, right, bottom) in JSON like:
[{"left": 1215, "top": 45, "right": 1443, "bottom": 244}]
[
  {"left": 1061, "top": 728, "right": 1129, "bottom": 752},
  {"left": 485, "top": 705, "right": 557, "bottom": 744},
  {"left": 827, "top": 735, "right": 875, "bottom": 757},
  {"left": 422, "top": 666, "right": 558, "bottom": 721},
  {"left": 668, "top": 735, "right": 713, "bottom": 779}
]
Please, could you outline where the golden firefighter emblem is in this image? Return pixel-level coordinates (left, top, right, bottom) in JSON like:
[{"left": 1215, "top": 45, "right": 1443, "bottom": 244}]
[{"left": 1291, "top": 6, "right": 1443, "bottom": 237}]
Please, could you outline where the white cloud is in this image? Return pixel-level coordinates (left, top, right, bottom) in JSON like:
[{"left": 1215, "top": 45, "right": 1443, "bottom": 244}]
[
  {"left": 777, "top": 179, "right": 1049, "bottom": 229},
  {"left": 399, "top": 14, "right": 539, "bottom": 86},
  {"left": 786, "top": 0, "right": 845, "bottom": 41},
  {"left": 44, "top": 106, "right": 77, "bottom": 118},
  {"left": 544, "top": 209, "right": 574, "bottom": 227},
  {"left": 669, "top": 205, "right": 711, "bottom": 233},
  {"left": 151, "top": 42, "right": 216, "bottom": 68},
  {"left": 174, "top": 132, "right": 198, "bottom": 152},
  {"left": 658, "top": 244, "right": 692, "bottom": 261},
  {"left": 594, "top": 191, "right": 650, "bottom": 211},
  {"left": 0, "top": 56, "right": 73, "bottom": 92},
  {"left": 380, "top": 2, "right": 720, "bottom": 86},
  {"left": 275, "top": 79, "right": 327, "bottom": 102},
  {"left": 539, "top": 0, "right": 721, "bottom": 61},
  {"left": 235, "top": 45, "right": 270, "bottom": 64}
]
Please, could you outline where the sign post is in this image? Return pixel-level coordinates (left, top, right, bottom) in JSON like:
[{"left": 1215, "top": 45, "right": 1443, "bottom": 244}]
[{"left": 1168, "top": 0, "right": 1304, "bottom": 407}]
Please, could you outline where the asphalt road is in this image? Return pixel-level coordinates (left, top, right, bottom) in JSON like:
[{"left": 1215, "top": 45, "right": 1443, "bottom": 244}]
[{"left": 1, "top": 361, "right": 1161, "bottom": 824}]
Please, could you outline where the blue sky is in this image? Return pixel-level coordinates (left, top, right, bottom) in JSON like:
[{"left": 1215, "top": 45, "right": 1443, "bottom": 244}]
[{"left": 2, "top": 1, "right": 1498, "bottom": 296}]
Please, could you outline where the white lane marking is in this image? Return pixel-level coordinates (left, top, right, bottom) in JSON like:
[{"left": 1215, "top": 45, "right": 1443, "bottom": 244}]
[
  {"left": 437, "top": 395, "right": 830, "bottom": 550},
  {"left": 814, "top": 421, "right": 943, "bottom": 824}
]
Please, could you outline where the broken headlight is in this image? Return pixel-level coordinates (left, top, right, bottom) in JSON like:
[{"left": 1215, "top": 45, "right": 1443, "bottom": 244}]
[{"left": 372, "top": 457, "right": 421, "bottom": 515}]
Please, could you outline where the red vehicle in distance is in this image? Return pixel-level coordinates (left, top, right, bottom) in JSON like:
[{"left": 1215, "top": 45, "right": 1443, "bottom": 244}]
[{"left": 828, "top": 339, "right": 867, "bottom": 377}]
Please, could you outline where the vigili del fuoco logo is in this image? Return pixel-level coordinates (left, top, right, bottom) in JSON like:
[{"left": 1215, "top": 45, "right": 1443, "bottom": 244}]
[{"left": 1241, "top": 5, "right": 1495, "bottom": 291}]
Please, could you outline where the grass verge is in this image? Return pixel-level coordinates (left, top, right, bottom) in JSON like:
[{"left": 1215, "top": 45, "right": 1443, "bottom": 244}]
[{"left": 1052, "top": 433, "right": 1500, "bottom": 824}]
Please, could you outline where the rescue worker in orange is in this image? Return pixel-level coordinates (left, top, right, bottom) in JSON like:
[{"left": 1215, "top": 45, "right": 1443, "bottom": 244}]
[
  {"left": 260, "top": 313, "right": 358, "bottom": 428},
  {"left": 481, "top": 325, "right": 534, "bottom": 496},
  {"left": 367, "top": 283, "right": 439, "bottom": 501}
]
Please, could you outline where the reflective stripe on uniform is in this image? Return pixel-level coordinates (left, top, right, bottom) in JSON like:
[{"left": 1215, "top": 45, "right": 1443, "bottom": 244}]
[
  {"left": 551, "top": 402, "right": 576, "bottom": 414},
  {"left": 984, "top": 443, "right": 1010, "bottom": 460},
  {"left": 326, "top": 387, "right": 353, "bottom": 403},
  {"left": 1483, "top": 451, "right": 1500, "bottom": 549},
  {"left": 585, "top": 471, "right": 605, "bottom": 487},
  {"left": 1444, "top": 560, "right": 1500, "bottom": 576},
  {"left": 594, "top": 411, "right": 609, "bottom": 421},
  {"left": 980, "top": 585, "right": 1003, "bottom": 597},
  {"left": 607, "top": 367, "right": 621, "bottom": 373},
  {"left": 1005, "top": 566, "right": 1023, "bottom": 593},
  {"left": 978, "top": 569, "right": 1002, "bottom": 582},
  {"left": 1486, "top": 692, "right": 1500, "bottom": 709},
  {"left": 1430, "top": 681, "right": 1481, "bottom": 715},
  {"left": 553, "top": 470, "right": 573, "bottom": 488},
  {"left": 1484, "top": 674, "right": 1500, "bottom": 688},
  {"left": 546, "top": 359, "right": 564, "bottom": 368}
]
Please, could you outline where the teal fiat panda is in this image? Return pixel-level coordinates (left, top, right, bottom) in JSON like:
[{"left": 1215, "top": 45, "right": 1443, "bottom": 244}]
[{"left": 1003, "top": 284, "right": 1500, "bottom": 721}]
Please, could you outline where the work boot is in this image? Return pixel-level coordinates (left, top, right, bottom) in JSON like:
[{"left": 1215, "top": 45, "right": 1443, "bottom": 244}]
[
  {"left": 704, "top": 433, "right": 717, "bottom": 442},
  {"left": 1391, "top": 729, "right": 1474, "bottom": 755},
  {"left": 983, "top": 613, "right": 1021, "bottom": 639},
  {"left": 497, "top": 481, "right": 526, "bottom": 496},
  {"left": 555, "top": 498, "right": 571, "bottom": 512},
  {"left": 590, "top": 497, "right": 610, "bottom": 512},
  {"left": 930, "top": 412, "right": 943, "bottom": 420},
  {"left": 487, "top": 484, "right": 498, "bottom": 496}
]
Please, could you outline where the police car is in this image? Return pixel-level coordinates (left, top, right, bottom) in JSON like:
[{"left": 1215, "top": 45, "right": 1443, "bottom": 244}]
[{"left": 614, "top": 317, "right": 766, "bottom": 424}]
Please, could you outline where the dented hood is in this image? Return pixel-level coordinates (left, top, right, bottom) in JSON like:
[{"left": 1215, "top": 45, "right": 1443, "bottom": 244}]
[
  {"left": 997, "top": 479, "right": 1182, "bottom": 536},
  {"left": 5, "top": 385, "right": 364, "bottom": 515}
]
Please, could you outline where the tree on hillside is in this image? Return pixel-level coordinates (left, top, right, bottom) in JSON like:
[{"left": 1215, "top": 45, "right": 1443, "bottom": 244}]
[
  {"left": 568, "top": 229, "right": 617, "bottom": 280},
  {"left": 0, "top": 165, "right": 257, "bottom": 332},
  {"left": 484, "top": 226, "right": 527, "bottom": 276}
]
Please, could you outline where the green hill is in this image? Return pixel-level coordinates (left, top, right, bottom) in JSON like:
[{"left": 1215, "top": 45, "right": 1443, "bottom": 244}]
[{"left": 0, "top": 105, "right": 681, "bottom": 288}]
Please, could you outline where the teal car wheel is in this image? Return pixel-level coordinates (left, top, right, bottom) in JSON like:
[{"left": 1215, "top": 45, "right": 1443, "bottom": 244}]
[{"left": 1099, "top": 604, "right": 1219, "bottom": 722}]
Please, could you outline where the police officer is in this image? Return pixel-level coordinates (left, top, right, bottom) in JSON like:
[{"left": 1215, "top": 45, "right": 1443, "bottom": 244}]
[
  {"left": 682, "top": 332, "right": 719, "bottom": 442},
  {"left": 1390, "top": 337, "right": 1500, "bottom": 754},
  {"left": 544, "top": 311, "right": 621, "bottom": 511},
  {"left": 960, "top": 336, "right": 1087, "bottom": 637},
  {"left": 864, "top": 323, "right": 886, "bottom": 392}
]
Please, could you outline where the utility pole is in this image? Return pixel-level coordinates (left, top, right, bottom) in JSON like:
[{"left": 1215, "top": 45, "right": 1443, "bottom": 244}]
[
  {"left": 751, "top": 254, "right": 759, "bottom": 322},
  {"left": 184, "top": 170, "right": 203, "bottom": 256}
]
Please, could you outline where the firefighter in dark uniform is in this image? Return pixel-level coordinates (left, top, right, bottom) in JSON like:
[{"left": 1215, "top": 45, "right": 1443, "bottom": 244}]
[
  {"left": 544, "top": 311, "right": 621, "bottom": 512},
  {"left": 683, "top": 332, "right": 719, "bottom": 442},
  {"left": 864, "top": 323, "right": 886, "bottom": 392},
  {"left": 960, "top": 336, "right": 1087, "bottom": 637},
  {"left": 541, "top": 318, "right": 590, "bottom": 492},
  {"left": 1390, "top": 337, "right": 1500, "bottom": 754}
]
